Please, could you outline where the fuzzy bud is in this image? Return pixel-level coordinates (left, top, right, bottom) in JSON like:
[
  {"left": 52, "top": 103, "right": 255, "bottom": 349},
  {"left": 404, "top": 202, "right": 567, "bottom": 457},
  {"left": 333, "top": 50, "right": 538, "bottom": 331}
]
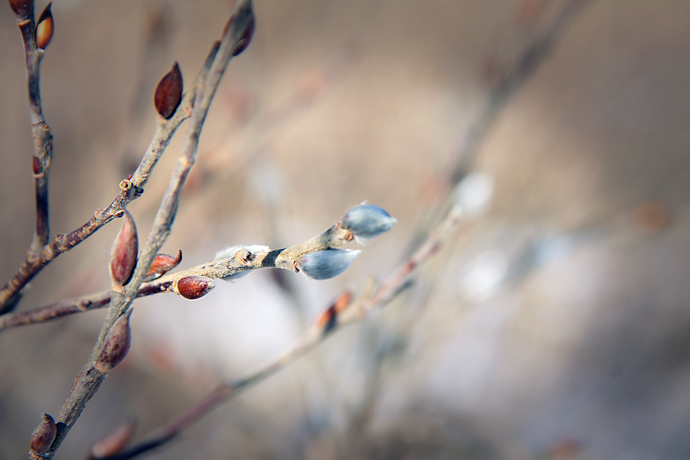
[
  {"left": 95, "top": 310, "right": 132, "bottom": 374},
  {"left": 36, "top": 2, "right": 53, "bottom": 50},
  {"left": 299, "top": 249, "right": 360, "bottom": 280},
  {"left": 110, "top": 210, "right": 138, "bottom": 287},
  {"left": 88, "top": 419, "right": 137, "bottom": 459},
  {"left": 222, "top": 2, "right": 256, "bottom": 56},
  {"left": 9, "top": 0, "right": 33, "bottom": 20},
  {"left": 176, "top": 275, "right": 215, "bottom": 299},
  {"left": 29, "top": 413, "right": 56, "bottom": 457},
  {"left": 145, "top": 250, "right": 182, "bottom": 279},
  {"left": 452, "top": 172, "right": 494, "bottom": 217},
  {"left": 341, "top": 204, "right": 397, "bottom": 242},
  {"left": 154, "top": 62, "right": 183, "bottom": 119}
]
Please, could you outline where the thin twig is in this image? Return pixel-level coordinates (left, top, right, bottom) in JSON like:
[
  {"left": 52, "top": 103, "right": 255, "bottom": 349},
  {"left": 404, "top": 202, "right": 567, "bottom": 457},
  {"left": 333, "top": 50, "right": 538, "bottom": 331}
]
[
  {"left": 408, "top": 0, "right": 593, "bottom": 255},
  {"left": 2, "top": 9, "right": 55, "bottom": 315},
  {"left": 0, "top": 42, "right": 220, "bottom": 314},
  {"left": 99, "top": 204, "right": 463, "bottom": 460},
  {"left": 1, "top": 214, "right": 363, "bottom": 331},
  {"left": 17, "top": 12, "right": 52, "bottom": 254},
  {"left": 40, "top": 4, "right": 255, "bottom": 458},
  {"left": 449, "top": 0, "right": 592, "bottom": 186},
  {"left": 0, "top": 282, "right": 168, "bottom": 331}
]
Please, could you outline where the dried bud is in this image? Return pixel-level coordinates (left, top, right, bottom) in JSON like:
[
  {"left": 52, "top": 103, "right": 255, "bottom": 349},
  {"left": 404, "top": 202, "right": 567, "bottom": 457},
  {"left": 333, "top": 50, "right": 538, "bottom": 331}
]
[
  {"left": 145, "top": 250, "right": 182, "bottom": 279},
  {"left": 95, "top": 310, "right": 132, "bottom": 374},
  {"left": 315, "top": 290, "right": 352, "bottom": 333},
  {"left": 222, "top": 2, "right": 255, "bottom": 56},
  {"left": 110, "top": 210, "right": 138, "bottom": 287},
  {"left": 88, "top": 419, "right": 137, "bottom": 459},
  {"left": 299, "top": 249, "right": 360, "bottom": 280},
  {"left": 9, "top": 0, "right": 33, "bottom": 20},
  {"left": 341, "top": 204, "right": 397, "bottom": 242},
  {"left": 154, "top": 62, "right": 183, "bottom": 119},
  {"left": 36, "top": 2, "right": 53, "bottom": 50},
  {"left": 176, "top": 275, "right": 215, "bottom": 300},
  {"left": 29, "top": 413, "right": 56, "bottom": 457}
]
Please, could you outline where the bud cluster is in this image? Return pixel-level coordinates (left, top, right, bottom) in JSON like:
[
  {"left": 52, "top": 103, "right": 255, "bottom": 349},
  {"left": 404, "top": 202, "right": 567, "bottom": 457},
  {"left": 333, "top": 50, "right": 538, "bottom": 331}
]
[{"left": 297, "top": 204, "right": 396, "bottom": 280}]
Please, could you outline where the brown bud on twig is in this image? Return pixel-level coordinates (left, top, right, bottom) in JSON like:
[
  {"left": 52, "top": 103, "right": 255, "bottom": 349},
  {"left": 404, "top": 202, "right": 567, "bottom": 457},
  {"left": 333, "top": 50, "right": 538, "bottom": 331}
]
[
  {"left": 29, "top": 413, "right": 57, "bottom": 457},
  {"left": 36, "top": 2, "right": 53, "bottom": 50},
  {"left": 315, "top": 290, "right": 352, "bottom": 334},
  {"left": 175, "top": 275, "right": 214, "bottom": 300},
  {"left": 95, "top": 310, "right": 132, "bottom": 374},
  {"left": 9, "top": 0, "right": 33, "bottom": 20},
  {"left": 110, "top": 210, "right": 138, "bottom": 287},
  {"left": 145, "top": 250, "right": 182, "bottom": 279},
  {"left": 223, "top": 5, "right": 256, "bottom": 56},
  {"left": 154, "top": 62, "right": 183, "bottom": 119},
  {"left": 88, "top": 419, "right": 137, "bottom": 459}
]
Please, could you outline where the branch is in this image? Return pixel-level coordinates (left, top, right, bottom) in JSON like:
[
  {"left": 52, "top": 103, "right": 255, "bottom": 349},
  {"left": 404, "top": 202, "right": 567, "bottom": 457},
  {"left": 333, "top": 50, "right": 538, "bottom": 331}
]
[
  {"left": 0, "top": 38, "right": 220, "bottom": 314},
  {"left": 1, "top": 208, "right": 386, "bottom": 331},
  {"left": 449, "top": 0, "right": 592, "bottom": 186},
  {"left": 16, "top": 4, "right": 53, "bottom": 255},
  {"left": 95, "top": 205, "right": 462, "bottom": 460},
  {"left": 39, "top": 3, "right": 256, "bottom": 458}
]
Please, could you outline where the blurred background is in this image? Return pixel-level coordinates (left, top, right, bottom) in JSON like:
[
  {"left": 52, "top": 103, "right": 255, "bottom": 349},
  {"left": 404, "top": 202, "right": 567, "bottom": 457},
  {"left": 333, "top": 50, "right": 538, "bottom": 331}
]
[{"left": 2, "top": 0, "right": 690, "bottom": 458}]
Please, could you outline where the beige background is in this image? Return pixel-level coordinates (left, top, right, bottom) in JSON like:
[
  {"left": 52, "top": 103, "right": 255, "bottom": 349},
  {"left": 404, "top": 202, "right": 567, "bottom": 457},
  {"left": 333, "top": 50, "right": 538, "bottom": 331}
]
[{"left": 2, "top": 0, "right": 690, "bottom": 459}]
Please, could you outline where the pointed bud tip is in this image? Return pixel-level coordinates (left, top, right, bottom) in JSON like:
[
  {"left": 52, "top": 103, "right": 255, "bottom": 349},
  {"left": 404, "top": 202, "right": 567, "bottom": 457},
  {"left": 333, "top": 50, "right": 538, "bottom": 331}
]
[
  {"left": 36, "top": 2, "right": 53, "bottom": 50},
  {"left": 299, "top": 249, "right": 361, "bottom": 280},
  {"left": 9, "top": 0, "right": 33, "bottom": 20},
  {"left": 95, "top": 310, "right": 132, "bottom": 374},
  {"left": 176, "top": 275, "right": 215, "bottom": 299},
  {"left": 110, "top": 210, "right": 138, "bottom": 286},
  {"left": 30, "top": 413, "right": 57, "bottom": 456},
  {"left": 223, "top": 3, "right": 256, "bottom": 56},
  {"left": 154, "top": 62, "right": 183, "bottom": 119},
  {"left": 145, "top": 250, "right": 182, "bottom": 279},
  {"left": 342, "top": 204, "right": 397, "bottom": 241}
]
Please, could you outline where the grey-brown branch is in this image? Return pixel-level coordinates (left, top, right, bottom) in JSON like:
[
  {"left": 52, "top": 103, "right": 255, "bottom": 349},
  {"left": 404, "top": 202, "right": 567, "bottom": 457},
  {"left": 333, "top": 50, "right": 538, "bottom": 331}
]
[
  {"left": 95, "top": 204, "right": 462, "bottom": 460},
  {"left": 0, "top": 39, "right": 220, "bottom": 314},
  {"left": 40, "top": 3, "right": 255, "bottom": 458}
]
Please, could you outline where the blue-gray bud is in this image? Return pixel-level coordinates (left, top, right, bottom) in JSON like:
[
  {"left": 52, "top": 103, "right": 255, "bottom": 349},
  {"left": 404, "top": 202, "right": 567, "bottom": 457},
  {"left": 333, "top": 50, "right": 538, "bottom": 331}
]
[
  {"left": 299, "top": 249, "right": 361, "bottom": 280},
  {"left": 341, "top": 204, "right": 397, "bottom": 242}
]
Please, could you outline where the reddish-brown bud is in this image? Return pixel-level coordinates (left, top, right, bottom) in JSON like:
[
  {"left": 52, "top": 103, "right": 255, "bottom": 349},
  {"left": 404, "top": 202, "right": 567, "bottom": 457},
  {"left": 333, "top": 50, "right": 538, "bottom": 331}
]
[
  {"left": 88, "top": 419, "right": 137, "bottom": 459},
  {"left": 145, "top": 250, "right": 182, "bottom": 279},
  {"left": 175, "top": 275, "right": 214, "bottom": 300},
  {"left": 315, "top": 290, "right": 352, "bottom": 333},
  {"left": 110, "top": 210, "right": 138, "bottom": 287},
  {"left": 154, "top": 62, "right": 183, "bottom": 119},
  {"left": 29, "top": 413, "right": 56, "bottom": 457},
  {"left": 36, "top": 2, "right": 53, "bottom": 50},
  {"left": 9, "top": 0, "right": 33, "bottom": 20},
  {"left": 95, "top": 310, "right": 132, "bottom": 374},
  {"left": 222, "top": 3, "right": 256, "bottom": 56},
  {"left": 32, "top": 155, "right": 40, "bottom": 175}
]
